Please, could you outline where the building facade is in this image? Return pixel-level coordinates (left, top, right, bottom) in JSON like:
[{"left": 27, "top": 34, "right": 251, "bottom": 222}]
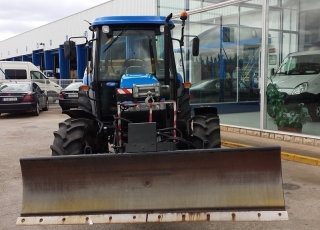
[{"left": 1, "top": 0, "right": 320, "bottom": 140}]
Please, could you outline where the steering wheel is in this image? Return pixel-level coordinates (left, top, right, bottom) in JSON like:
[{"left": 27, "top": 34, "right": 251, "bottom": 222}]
[{"left": 122, "top": 58, "right": 146, "bottom": 74}]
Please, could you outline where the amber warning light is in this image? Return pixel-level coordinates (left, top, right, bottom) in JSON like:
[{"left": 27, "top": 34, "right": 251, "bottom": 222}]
[
  {"left": 180, "top": 11, "right": 187, "bottom": 21},
  {"left": 80, "top": 85, "right": 90, "bottom": 91},
  {"left": 184, "top": 82, "right": 192, "bottom": 88}
]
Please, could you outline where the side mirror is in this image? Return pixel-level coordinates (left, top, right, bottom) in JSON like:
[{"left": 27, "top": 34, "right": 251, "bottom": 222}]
[
  {"left": 64, "top": 40, "right": 76, "bottom": 60},
  {"left": 271, "top": 68, "right": 275, "bottom": 76},
  {"left": 40, "top": 90, "right": 45, "bottom": 94},
  {"left": 192, "top": 37, "right": 199, "bottom": 56}
]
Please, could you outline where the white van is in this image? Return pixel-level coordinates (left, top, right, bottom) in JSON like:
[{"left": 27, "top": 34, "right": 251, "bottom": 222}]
[
  {"left": 271, "top": 50, "right": 320, "bottom": 121},
  {"left": 0, "top": 61, "right": 62, "bottom": 103}
]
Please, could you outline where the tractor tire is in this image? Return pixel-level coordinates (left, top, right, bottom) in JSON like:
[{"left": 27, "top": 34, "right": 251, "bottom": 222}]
[
  {"left": 177, "top": 92, "right": 191, "bottom": 122},
  {"left": 176, "top": 92, "right": 192, "bottom": 141},
  {"left": 192, "top": 114, "right": 221, "bottom": 149},
  {"left": 50, "top": 118, "right": 98, "bottom": 156},
  {"left": 78, "top": 90, "right": 92, "bottom": 112},
  {"left": 307, "top": 103, "right": 320, "bottom": 122}
]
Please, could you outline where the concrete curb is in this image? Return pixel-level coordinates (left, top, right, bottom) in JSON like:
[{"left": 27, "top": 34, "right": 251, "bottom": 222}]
[{"left": 221, "top": 140, "right": 320, "bottom": 167}]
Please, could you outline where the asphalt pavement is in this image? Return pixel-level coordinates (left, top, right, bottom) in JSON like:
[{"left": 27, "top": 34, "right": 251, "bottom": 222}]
[{"left": 221, "top": 130, "right": 320, "bottom": 166}]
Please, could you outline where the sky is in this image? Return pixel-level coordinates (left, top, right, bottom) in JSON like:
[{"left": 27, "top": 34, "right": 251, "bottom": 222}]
[{"left": 0, "top": 0, "right": 108, "bottom": 42}]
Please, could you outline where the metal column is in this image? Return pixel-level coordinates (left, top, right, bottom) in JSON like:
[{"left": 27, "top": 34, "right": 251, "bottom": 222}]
[
  {"left": 76, "top": 44, "right": 87, "bottom": 79},
  {"left": 59, "top": 45, "right": 70, "bottom": 80}
]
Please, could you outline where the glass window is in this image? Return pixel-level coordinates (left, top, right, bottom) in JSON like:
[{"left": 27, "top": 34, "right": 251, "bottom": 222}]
[
  {"left": 275, "top": 54, "right": 320, "bottom": 76},
  {"left": 240, "top": 6, "right": 262, "bottom": 27},
  {"left": 0, "top": 83, "right": 30, "bottom": 92},
  {"left": 65, "top": 82, "right": 84, "bottom": 90},
  {"left": 158, "top": 0, "right": 202, "bottom": 15},
  {"left": 269, "top": 10, "right": 280, "bottom": 30},
  {"left": 283, "top": 9, "right": 298, "bottom": 31},
  {"left": 98, "top": 29, "right": 168, "bottom": 81},
  {"left": 4, "top": 69, "right": 27, "bottom": 79},
  {"left": 266, "top": 0, "right": 320, "bottom": 136},
  {"left": 31, "top": 71, "right": 46, "bottom": 80}
]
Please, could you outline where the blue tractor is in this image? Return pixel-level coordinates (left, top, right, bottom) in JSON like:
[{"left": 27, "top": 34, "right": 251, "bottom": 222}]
[
  {"left": 17, "top": 13, "right": 287, "bottom": 225},
  {"left": 52, "top": 13, "right": 220, "bottom": 154}
]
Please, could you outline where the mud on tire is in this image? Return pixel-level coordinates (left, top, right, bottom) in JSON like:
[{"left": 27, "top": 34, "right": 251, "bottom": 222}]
[
  {"left": 78, "top": 90, "right": 92, "bottom": 112},
  {"left": 50, "top": 118, "right": 98, "bottom": 156},
  {"left": 192, "top": 114, "right": 221, "bottom": 149}
]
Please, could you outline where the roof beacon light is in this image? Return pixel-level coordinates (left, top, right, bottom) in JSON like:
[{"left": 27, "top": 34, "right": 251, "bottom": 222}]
[
  {"left": 180, "top": 11, "right": 187, "bottom": 21},
  {"left": 102, "top": 25, "right": 110, "bottom": 33}
]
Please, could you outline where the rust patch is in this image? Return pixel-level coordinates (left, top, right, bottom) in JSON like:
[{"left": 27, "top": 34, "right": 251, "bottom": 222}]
[{"left": 232, "top": 213, "right": 236, "bottom": 221}]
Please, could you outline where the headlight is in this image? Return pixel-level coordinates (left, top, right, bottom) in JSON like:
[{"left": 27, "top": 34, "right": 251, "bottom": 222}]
[
  {"left": 102, "top": 25, "right": 110, "bottom": 33},
  {"left": 292, "top": 82, "right": 308, "bottom": 95},
  {"left": 160, "top": 25, "right": 164, "bottom": 33}
]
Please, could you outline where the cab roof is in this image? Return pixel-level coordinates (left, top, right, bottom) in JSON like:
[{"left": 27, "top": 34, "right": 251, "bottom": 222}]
[{"left": 91, "top": 15, "right": 174, "bottom": 26}]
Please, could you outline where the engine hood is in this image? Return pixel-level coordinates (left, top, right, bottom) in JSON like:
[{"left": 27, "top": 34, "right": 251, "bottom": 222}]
[
  {"left": 270, "top": 74, "right": 317, "bottom": 89},
  {"left": 120, "top": 73, "right": 159, "bottom": 88}
]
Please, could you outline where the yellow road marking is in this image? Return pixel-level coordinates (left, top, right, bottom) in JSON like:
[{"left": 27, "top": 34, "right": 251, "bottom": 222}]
[{"left": 221, "top": 140, "right": 320, "bottom": 166}]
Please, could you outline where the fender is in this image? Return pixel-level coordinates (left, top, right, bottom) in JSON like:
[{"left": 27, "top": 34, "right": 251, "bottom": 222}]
[{"left": 63, "top": 109, "right": 97, "bottom": 121}]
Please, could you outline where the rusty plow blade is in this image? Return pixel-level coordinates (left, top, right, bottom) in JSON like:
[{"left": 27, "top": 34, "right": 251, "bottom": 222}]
[{"left": 17, "top": 147, "right": 288, "bottom": 225}]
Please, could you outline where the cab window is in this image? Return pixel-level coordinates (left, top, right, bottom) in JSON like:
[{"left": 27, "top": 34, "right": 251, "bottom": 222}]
[{"left": 31, "top": 71, "right": 46, "bottom": 80}]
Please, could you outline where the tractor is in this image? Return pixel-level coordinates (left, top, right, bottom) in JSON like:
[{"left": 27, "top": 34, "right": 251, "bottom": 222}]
[{"left": 17, "top": 13, "right": 288, "bottom": 225}]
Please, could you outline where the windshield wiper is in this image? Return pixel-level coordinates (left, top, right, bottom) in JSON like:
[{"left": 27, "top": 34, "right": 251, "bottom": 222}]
[{"left": 103, "top": 27, "right": 128, "bottom": 53}]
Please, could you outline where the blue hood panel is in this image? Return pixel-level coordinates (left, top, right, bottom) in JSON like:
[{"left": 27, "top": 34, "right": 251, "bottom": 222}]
[{"left": 120, "top": 74, "right": 159, "bottom": 88}]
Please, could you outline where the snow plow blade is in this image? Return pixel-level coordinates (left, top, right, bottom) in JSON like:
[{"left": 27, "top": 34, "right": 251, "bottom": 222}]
[{"left": 17, "top": 146, "right": 288, "bottom": 225}]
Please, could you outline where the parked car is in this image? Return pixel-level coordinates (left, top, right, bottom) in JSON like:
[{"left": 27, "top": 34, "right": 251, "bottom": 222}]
[
  {"left": 270, "top": 50, "right": 320, "bottom": 121},
  {"left": 190, "top": 78, "right": 259, "bottom": 103},
  {"left": 0, "top": 81, "right": 49, "bottom": 116},
  {"left": 59, "top": 82, "right": 84, "bottom": 110},
  {"left": 0, "top": 61, "right": 62, "bottom": 103}
]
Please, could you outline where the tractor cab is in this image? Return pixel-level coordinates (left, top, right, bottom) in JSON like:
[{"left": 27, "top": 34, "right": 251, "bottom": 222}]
[{"left": 89, "top": 16, "right": 182, "bottom": 121}]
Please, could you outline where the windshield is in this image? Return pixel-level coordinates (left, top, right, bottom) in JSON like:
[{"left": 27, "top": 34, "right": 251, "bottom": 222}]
[
  {"left": 275, "top": 54, "right": 320, "bottom": 76},
  {"left": 65, "top": 82, "right": 83, "bottom": 90},
  {"left": 98, "top": 29, "right": 165, "bottom": 81},
  {"left": 0, "top": 83, "right": 31, "bottom": 92}
]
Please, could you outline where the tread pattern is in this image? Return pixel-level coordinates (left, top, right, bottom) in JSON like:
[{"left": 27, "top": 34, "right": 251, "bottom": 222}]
[
  {"left": 50, "top": 118, "right": 98, "bottom": 156},
  {"left": 177, "top": 93, "right": 191, "bottom": 122},
  {"left": 192, "top": 115, "right": 221, "bottom": 149}
]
